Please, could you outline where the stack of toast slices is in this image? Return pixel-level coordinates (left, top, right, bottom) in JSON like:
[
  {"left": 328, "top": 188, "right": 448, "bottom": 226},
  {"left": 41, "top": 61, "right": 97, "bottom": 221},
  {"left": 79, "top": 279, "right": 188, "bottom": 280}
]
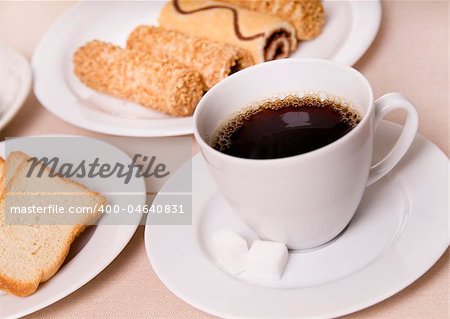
[{"left": 0, "top": 151, "right": 106, "bottom": 297}]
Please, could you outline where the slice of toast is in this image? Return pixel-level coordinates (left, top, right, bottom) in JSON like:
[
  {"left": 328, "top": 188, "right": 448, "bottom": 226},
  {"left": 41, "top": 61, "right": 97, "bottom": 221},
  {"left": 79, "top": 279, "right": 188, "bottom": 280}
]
[{"left": 0, "top": 151, "right": 106, "bottom": 296}]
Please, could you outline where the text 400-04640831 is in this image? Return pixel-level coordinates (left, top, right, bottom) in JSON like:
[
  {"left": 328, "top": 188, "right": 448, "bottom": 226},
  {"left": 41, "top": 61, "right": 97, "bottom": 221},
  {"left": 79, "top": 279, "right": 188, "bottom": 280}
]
[{"left": 96, "top": 204, "right": 185, "bottom": 214}]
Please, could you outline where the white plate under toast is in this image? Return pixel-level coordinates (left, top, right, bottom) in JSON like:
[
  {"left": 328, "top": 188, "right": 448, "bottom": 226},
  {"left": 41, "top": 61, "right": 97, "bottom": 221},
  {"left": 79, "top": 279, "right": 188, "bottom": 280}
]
[
  {"left": 0, "top": 136, "right": 146, "bottom": 319},
  {"left": 32, "top": 1, "right": 381, "bottom": 137}
]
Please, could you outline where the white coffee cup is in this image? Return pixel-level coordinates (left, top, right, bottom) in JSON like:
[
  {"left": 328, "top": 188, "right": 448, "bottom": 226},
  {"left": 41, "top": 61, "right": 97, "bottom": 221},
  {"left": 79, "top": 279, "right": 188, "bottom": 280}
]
[{"left": 193, "top": 59, "right": 418, "bottom": 250}]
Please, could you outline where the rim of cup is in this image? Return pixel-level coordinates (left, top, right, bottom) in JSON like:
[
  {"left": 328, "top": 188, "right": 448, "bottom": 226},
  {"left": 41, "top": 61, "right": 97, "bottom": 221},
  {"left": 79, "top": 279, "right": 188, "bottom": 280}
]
[{"left": 193, "top": 58, "right": 374, "bottom": 165}]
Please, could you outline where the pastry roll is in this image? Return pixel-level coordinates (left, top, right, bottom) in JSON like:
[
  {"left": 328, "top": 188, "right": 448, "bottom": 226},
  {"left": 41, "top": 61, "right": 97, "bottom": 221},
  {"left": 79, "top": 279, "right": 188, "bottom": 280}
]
[
  {"left": 73, "top": 40, "right": 205, "bottom": 117},
  {"left": 216, "top": 0, "right": 325, "bottom": 40},
  {"left": 127, "top": 25, "right": 254, "bottom": 89},
  {"left": 158, "top": 0, "right": 297, "bottom": 64}
]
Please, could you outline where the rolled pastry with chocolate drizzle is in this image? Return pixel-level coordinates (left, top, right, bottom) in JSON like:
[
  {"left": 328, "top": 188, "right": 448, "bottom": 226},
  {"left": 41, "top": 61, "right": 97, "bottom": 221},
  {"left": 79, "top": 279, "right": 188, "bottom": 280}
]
[
  {"left": 216, "top": 0, "right": 325, "bottom": 40},
  {"left": 158, "top": 0, "right": 297, "bottom": 64},
  {"left": 73, "top": 40, "right": 205, "bottom": 117},
  {"left": 127, "top": 25, "right": 254, "bottom": 89}
]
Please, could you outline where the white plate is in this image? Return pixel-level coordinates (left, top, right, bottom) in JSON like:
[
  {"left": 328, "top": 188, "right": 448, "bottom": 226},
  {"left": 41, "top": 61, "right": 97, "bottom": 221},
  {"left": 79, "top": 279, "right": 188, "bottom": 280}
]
[
  {"left": 32, "top": 1, "right": 381, "bottom": 137},
  {"left": 145, "top": 121, "right": 449, "bottom": 319},
  {"left": 0, "top": 45, "right": 32, "bottom": 132},
  {"left": 0, "top": 136, "right": 146, "bottom": 319}
]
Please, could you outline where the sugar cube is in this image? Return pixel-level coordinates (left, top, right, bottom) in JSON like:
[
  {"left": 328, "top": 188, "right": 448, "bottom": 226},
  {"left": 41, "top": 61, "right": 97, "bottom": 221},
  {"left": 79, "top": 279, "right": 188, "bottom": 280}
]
[
  {"left": 212, "top": 229, "right": 248, "bottom": 275},
  {"left": 245, "top": 240, "right": 289, "bottom": 280}
]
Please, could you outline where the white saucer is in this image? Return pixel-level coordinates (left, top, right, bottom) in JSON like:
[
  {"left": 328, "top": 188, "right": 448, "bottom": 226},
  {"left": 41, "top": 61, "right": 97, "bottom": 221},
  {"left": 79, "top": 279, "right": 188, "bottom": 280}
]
[
  {"left": 32, "top": 1, "right": 380, "bottom": 137},
  {"left": 145, "top": 121, "right": 449, "bottom": 318},
  {"left": 0, "top": 45, "right": 32, "bottom": 132}
]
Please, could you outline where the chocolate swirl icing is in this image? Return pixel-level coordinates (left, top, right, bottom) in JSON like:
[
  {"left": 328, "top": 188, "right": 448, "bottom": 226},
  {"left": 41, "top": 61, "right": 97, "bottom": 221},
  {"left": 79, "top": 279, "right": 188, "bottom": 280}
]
[{"left": 172, "top": 0, "right": 265, "bottom": 41}]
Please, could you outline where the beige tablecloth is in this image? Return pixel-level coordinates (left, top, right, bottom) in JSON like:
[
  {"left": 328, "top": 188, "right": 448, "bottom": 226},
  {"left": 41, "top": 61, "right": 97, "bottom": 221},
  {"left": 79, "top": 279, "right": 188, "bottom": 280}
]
[{"left": 0, "top": 1, "right": 448, "bottom": 318}]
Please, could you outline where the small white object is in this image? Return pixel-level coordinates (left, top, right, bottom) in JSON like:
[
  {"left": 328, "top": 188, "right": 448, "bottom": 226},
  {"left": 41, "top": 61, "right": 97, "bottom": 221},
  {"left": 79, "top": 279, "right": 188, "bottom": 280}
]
[
  {"left": 0, "top": 290, "right": 6, "bottom": 296},
  {"left": 212, "top": 229, "right": 248, "bottom": 275},
  {"left": 245, "top": 240, "right": 289, "bottom": 280},
  {"left": 0, "top": 45, "right": 31, "bottom": 131}
]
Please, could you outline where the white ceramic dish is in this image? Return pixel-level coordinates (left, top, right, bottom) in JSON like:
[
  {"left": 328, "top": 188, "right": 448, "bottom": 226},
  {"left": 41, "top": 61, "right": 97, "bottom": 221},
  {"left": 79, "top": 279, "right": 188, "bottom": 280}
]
[
  {"left": 0, "top": 45, "right": 32, "bottom": 132},
  {"left": 0, "top": 136, "right": 146, "bottom": 319},
  {"left": 32, "top": 1, "right": 381, "bottom": 137},
  {"left": 145, "top": 121, "right": 449, "bottom": 318}
]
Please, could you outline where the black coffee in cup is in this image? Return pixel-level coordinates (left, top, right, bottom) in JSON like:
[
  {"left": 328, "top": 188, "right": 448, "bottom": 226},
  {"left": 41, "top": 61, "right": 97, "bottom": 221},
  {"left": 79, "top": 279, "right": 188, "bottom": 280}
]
[{"left": 211, "top": 95, "right": 362, "bottom": 159}]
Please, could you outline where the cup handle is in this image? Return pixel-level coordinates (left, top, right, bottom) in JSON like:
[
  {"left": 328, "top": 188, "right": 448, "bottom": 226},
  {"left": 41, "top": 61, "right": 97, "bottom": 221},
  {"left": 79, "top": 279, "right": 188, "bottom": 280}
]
[{"left": 367, "top": 93, "right": 418, "bottom": 186}]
